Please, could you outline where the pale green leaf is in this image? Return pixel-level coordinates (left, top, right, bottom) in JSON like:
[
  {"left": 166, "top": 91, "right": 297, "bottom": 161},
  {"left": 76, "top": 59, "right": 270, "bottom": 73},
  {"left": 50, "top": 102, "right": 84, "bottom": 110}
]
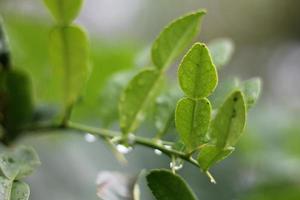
[
  {"left": 49, "top": 25, "right": 89, "bottom": 107},
  {"left": 0, "top": 176, "right": 11, "bottom": 200},
  {"left": 119, "top": 69, "right": 162, "bottom": 135},
  {"left": 0, "top": 146, "right": 41, "bottom": 180},
  {"left": 208, "top": 38, "right": 234, "bottom": 69},
  {"left": 197, "top": 145, "right": 234, "bottom": 171},
  {"left": 152, "top": 10, "right": 206, "bottom": 70},
  {"left": 178, "top": 43, "right": 218, "bottom": 99},
  {"left": 210, "top": 91, "right": 246, "bottom": 148},
  {"left": 44, "top": 0, "right": 83, "bottom": 25},
  {"left": 241, "top": 78, "right": 262, "bottom": 109},
  {"left": 11, "top": 181, "right": 30, "bottom": 200},
  {"left": 175, "top": 97, "right": 211, "bottom": 152},
  {"left": 146, "top": 169, "right": 198, "bottom": 200}
]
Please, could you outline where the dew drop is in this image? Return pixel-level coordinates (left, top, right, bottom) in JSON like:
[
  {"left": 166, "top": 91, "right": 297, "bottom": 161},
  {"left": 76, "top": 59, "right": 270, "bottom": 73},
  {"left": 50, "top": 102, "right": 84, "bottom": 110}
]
[
  {"left": 116, "top": 144, "right": 133, "bottom": 154},
  {"left": 127, "top": 133, "right": 136, "bottom": 145},
  {"left": 170, "top": 158, "right": 183, "bottom": 171},
  {"left": 164, "top": 145, "right": 172, "bottom": 150},
  {"left": 84, "top": 133, "right": 97, "bottom": 143},
  {"left": 154, "top": 149, "right": 162, "bottom": 155}
]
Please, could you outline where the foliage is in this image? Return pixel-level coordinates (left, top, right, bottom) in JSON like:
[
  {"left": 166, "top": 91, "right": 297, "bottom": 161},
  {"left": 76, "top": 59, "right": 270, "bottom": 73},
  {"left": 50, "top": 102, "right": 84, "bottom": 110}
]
[{"left": 0, "top": 1, "right": 262, "bottom": 199}]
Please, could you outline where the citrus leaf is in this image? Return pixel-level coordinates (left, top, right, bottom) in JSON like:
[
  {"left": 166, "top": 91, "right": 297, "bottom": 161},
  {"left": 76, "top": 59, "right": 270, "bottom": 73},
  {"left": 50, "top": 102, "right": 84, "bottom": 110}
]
[
  {"left": 197, "top": 145, "right": 234, "bottom": 171},
  {"left": 178, "top": 43, "right": 218, "bottom": 99},
  {"left": 11, "top": 181, "right": 30, "bottom": 200},
  {"left": 152, "top": 10, "right": 206, "bottom": 70},
  {"left": 119, "top": 69, "right": 162, "bottom": 135},
  {"left": 241, "top": 78, "right": 262, "bottom": 109},
  {"left": 146, "top": 169, "right": 198, "bottom": 200},
  {"left": 210, "top": 91, "right": 246, "bottom": 148},
  {"left": 175, "top": 97, "right": 211, "bottom": 152},
  {"left": 208, "top": 38, "right": 234, "bottom": 69},
  {"left": 44, "top": 0, "right": 83, "bottom": 25},
  {"left": 0, "top": 146, "right": 41, "bottom": 180},
  {"left": 49, "top": 25, "right": 89, "bottom": 108}
]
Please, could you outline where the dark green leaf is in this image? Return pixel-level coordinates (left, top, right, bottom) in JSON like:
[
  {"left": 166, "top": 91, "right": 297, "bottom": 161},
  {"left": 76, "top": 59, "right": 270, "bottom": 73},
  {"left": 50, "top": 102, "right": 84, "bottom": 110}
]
[
  {"left": 241, "top": 78, "right": 262, "bottom": 109},
  {"left": 146, "top": 169, "right": 198, "bottom": 200},
  {"left": 208, "top": 38, "right": 234, "bottom": 69},
  {"left": 0, "top": 146, "right": 41, "bottom": 180},
  {"left": 152, "top": 10, "right": 206, "bottom": 70},
  {"left": 197, "top": 145, "right": 234, "bottom": 171},
  {"left": 119, "top": 69, "right": 162, "bottom": 135},
  {"left": 175, "top": 97, "right": 211, "bottom": 152},
  {"left": 210, "top": 91, "right": 246, "bottom": 148},
  {"left": 178, "top": 43, "right": 218, "bottom": 99},
  {"left": 44, "top": 0, "right": 83, "bottom": 25},
  {"left": 49, "top": 25, "right": 89, "bottom": 108}
]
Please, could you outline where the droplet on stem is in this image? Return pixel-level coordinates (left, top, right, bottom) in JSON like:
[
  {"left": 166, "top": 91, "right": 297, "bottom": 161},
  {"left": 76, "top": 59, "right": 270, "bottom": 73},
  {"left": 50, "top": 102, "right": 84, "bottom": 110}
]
[
  {"left": 116, "top": 144, "right": 133, "bottom": 154},
  {"left": 84, "top": 133, "right": 97, "bottom": 143},
  {"left": 154, "top": 149, "right": 162, "bottom": 155}
]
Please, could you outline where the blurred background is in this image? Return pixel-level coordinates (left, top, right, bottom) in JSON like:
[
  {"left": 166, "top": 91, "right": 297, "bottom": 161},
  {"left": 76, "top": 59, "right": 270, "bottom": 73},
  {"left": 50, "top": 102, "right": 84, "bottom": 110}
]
[{"left": 1, "top": 0, "right": 300, "bottom": 199}]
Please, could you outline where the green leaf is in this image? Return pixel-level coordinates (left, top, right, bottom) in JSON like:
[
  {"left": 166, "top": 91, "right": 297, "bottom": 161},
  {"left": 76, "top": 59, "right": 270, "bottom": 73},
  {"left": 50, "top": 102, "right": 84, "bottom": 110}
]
[
  {"left": 178, "top": 43, "right": 218, "bottom": 99},
  {"left": 146, "top": 169, "right": 198, "bottom": 200},
  {"left": 44, "top": 0, "right": 83, "bottom": 25},
  {"left": 152, "top": 10, "right": 206, "bottom": 70},
  {"left": 175, "top": 97, "right": 211, "bottom": 152},
  {"left": 2, "top": 70, "right": 33, "bottom": 141},
  {"left": 0, "top": 176, "right": 11, "bottom": 200},
  {"left": 11, "top": 181, "right": 30, "bottom": 200},
  {"left": 119, "top": 69, "right": 162, "bottom": 135},
  {"left": 210, "top": 91, "right": 246, "bottom": 148},
  {"left": 0, "top": 178, "right": 30, "bottom": 200},
  {"left": 197, "top": 145, "right": 234, "bottom": 171},
  {"left": 0, "top": 146, "right": 41, "bottom": 180},
  {"left": 241, "top": 78, "right": 262, "bottom": 109},
  {"left": 49, "top": 25, "right": 89, "bottom": 108},
  {"left": 208, "top": 38, "right": 234, "bottom": 69}
]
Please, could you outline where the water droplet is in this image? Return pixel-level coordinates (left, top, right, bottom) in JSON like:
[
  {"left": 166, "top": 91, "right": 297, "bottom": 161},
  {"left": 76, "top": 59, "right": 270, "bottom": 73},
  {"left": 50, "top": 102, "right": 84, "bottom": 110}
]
[
  {"left": 164, "top": 145, "right": 172, "bottom": 150},
  {"left": 170, "top": 158, "right": 183, "bottom": 171},
  {"left": 84, "top": 133, "right": 97, "bottom": 143},
  {"left": 127, "top": 133, "right": 136, "bottom": 145},
  {"left": 116, "top": 144, "right": 133, "bottom": 154},
  {"left": 154, "top": 149, "right": 162, "bottom": 155}
]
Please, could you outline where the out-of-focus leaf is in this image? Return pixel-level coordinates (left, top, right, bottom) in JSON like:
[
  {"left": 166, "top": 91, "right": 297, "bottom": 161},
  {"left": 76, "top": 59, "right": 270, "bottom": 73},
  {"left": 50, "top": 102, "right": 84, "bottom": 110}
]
[
  {"left": 98, "top": 71, "right": 134, "bottom": 127},
  {"left": 2, "top": 70, "right": 33, "bottom": 141},
  {"left": 146, "top": 169, "right": 198, "bottom": 200},
  {"left": 44, "top": 0, "right": 83, "bottom": 25},
  {"left": 154, "top": 88, "right": 180, "bottom": 138},
  {"left": 152, "top": 10, "right": 206, "bottom": 70},
  {"left": 210, "top": 91, "right": 246, "bottom": 148},
  {"left": 49, "top": 25, "right": 89, "bottom": 109},
  {"left": 0, "top": 176, "right": 11, "bottom": 200},
  {"left": 175, "top": 97, "right": 211, "bottom": 152},
  {"left": 197, "top": 145, "right": 234, "bottom": 171},
  {"left": 96, "top": 171, "right": 139, "bottom": 200},
  {"left": 119, "top": 69, "right": 162, "bottom": 136},
  {"left": 0, "top": 18, "right": 11, "bottom": 69},
  {"left": 208, "top": 38, "right": 234, "bottom": 69},
  {"left": 178, "top": 43, "right": 218, "bottom": 99},
  {"left": 241, "top": 78, "right": 262, "bottom": 109},
  {"left": 11, "top": 181, "right": 30, "bottom": 200},
  {"left": 0, "top": 146, "right": 41, "bottom": 180}
]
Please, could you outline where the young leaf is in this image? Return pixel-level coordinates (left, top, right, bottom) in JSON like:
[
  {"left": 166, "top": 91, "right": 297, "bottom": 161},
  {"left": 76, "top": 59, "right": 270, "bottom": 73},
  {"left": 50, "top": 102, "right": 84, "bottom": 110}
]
[
  {"left": 3, "top": 70, "right": 33, "bottom": 141},
  {"left": 210, "top": 91, "right": 246, "bottom": 148},
  {"left": 11, "top": 181, "right": 30, "bottom": 200},
  {"left": 0, "top": 146, "right": 41, "bottom": 180},
  {"left": 146, "top": 169, "right": 198, "bottom": 200},
  {"left": 152, "top": 10, "right": 206, "bottom": 70},
  {"left": 49, "top": 25, "right": 89, "bottom": 108},
  {"left": 44, "top": 0, "right": 83, "bottom": 25},
  {"left": 178, "top": 43, "right": 218, "bottom": 99},
  {"left": 119, "top": 69, "right": 162, "bottom": 135},
  {"left": 197, "top": 145, "right": 234, "bottom": 171},
  {"left": 175, "top": 97, "right": 211, "bottom": 152},
  {"left": 208, "top": 38, "right": 234, "bottom": 69},
  {"left": 241, "top": 78, "right": 262, "bottom": 109}
]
